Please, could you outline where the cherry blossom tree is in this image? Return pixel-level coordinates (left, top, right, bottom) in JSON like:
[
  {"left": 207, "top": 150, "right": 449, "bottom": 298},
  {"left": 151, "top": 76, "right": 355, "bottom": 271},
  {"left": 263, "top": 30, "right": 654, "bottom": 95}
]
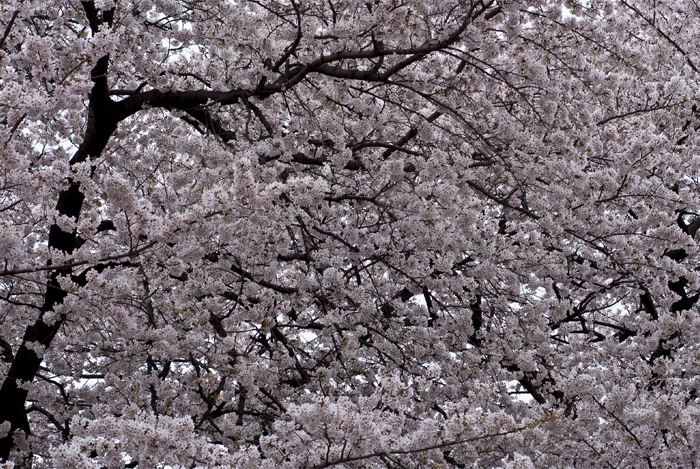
[{"left": 2, "top": 0, "right": 700, "bottom": 466}]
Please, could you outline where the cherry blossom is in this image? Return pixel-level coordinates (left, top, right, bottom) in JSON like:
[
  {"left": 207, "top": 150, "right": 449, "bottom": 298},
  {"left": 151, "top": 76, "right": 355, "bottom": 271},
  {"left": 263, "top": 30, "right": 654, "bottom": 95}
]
[{"left": 2, "top": 0, "right": 700, "bottom": 466}]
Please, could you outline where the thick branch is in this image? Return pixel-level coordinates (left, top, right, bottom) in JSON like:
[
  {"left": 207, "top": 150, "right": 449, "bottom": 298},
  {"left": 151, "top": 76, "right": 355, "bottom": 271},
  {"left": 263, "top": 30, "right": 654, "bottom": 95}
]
[{"left": 0, "top": 7, "right": 119, "bottom": 457}]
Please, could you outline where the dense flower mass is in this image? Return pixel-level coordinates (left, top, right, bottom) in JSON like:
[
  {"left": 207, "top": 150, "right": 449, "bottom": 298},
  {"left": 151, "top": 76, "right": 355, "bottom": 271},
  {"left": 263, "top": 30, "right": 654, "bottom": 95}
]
[{"left": 2, "top": 0, "right": 700, "bottom": 466}]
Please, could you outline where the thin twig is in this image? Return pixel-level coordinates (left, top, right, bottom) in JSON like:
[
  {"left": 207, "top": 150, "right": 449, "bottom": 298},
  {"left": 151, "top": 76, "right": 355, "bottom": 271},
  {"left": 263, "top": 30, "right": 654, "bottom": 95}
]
[
  {"left": 0, "top": 10, "right": 20, "bottom": 50},
  {"left": 0, "top": 241, "right": 157, "bottom": 277}
]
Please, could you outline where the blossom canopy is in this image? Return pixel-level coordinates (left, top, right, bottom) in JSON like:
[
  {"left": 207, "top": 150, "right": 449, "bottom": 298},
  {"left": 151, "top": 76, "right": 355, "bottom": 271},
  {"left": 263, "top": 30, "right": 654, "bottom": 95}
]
[{"left": 2, "top": 0, "right": 700, "bottom": 467}]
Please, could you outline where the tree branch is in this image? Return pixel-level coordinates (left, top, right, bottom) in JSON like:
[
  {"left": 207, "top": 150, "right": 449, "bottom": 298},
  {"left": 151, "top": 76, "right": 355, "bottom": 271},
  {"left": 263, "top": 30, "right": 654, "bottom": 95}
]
[
  {"left": 311, "top": 424, "right": 531, "bottom": 468},
  {"left": 0, "top": 10, "right": 19, "bottom": 50}
]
